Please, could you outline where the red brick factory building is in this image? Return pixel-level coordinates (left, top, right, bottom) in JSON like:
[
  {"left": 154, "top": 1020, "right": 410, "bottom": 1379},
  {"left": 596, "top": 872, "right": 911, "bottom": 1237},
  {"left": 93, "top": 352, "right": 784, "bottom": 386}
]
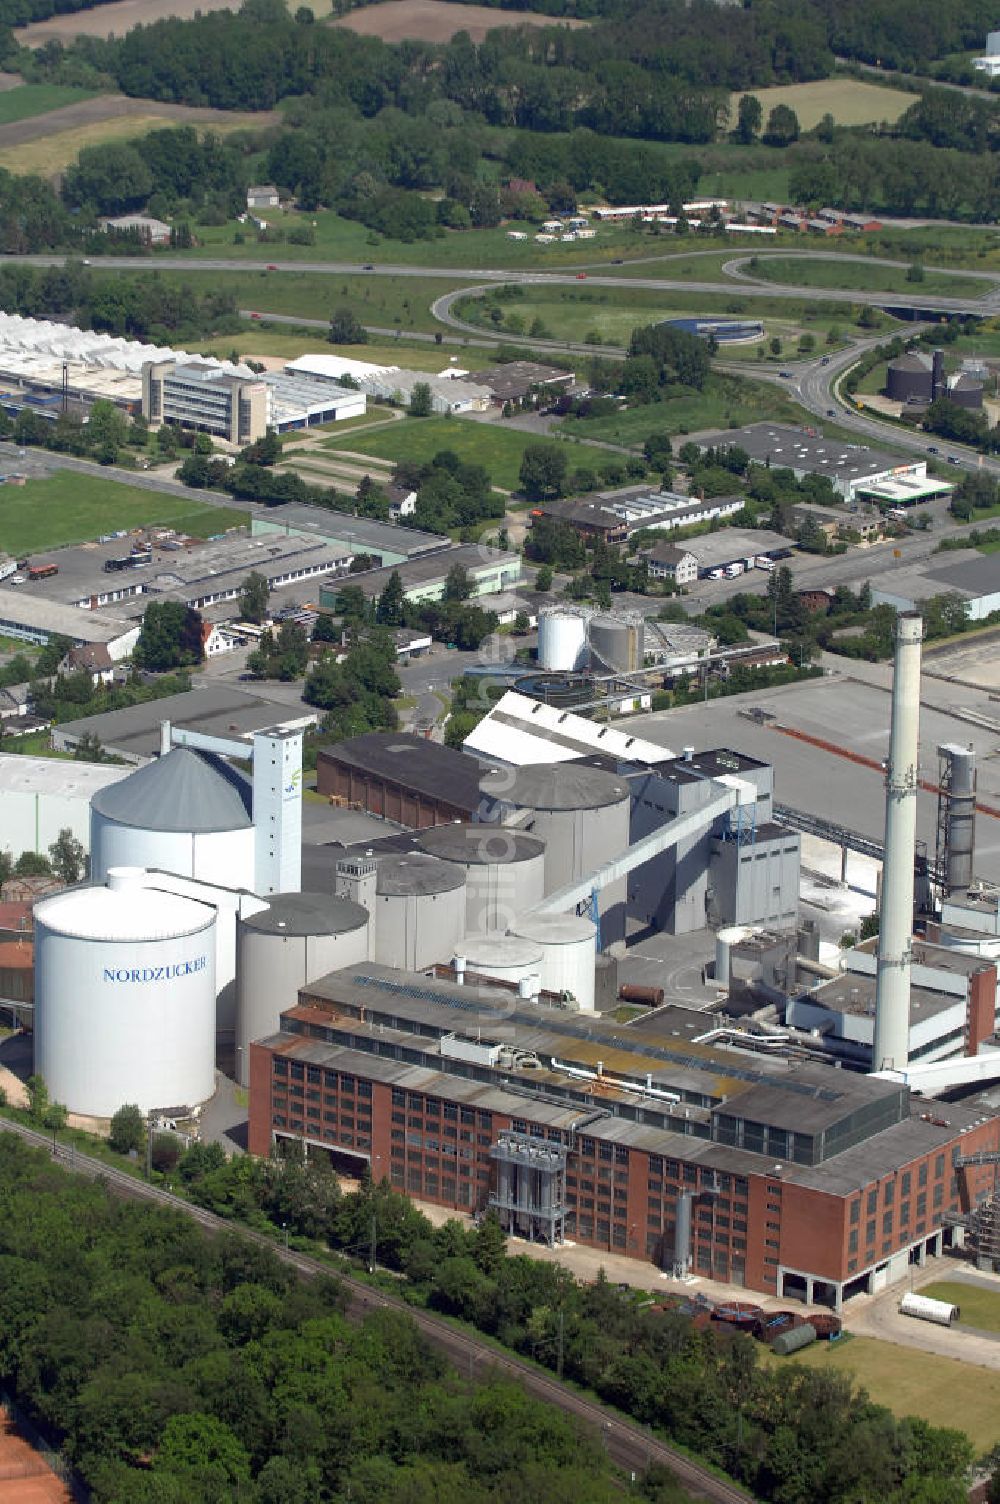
[
  {"left": 249, "top": 963, "right": 1000, "bottom": 1310},
  {"left": 316, "top": 732, "right": 485, "bottom": 827}
]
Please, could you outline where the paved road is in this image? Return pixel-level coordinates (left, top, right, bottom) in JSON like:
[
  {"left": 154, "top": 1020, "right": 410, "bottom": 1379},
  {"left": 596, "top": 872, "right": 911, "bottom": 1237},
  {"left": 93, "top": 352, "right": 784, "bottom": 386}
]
[
  {"left": 6, "top": 251, "right": 1000, "bottom": 315},
  {"left": 2, "top": 1116, "right": 757, "bottom": 1504}
]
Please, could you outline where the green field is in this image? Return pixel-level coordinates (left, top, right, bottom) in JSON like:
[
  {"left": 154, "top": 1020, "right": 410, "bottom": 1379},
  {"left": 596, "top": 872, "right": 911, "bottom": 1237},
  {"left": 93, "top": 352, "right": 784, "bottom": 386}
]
[
  {"left": 94, "top": 267, "right": 469, "bottom": 336},
  {"left": 457, "top": 282, "right": 881, "bottom": 348},
  {"left": 922, "top": 1280, "right": 1000, "bottom": 1331},
  {"left": 745, "top": 255, "right": 996, "bottom": 298},
  {"left": 0, "top": 473, "right": 244, "bottom": 554},
  {"left": 322, "top": 415, "right": 622, "bottom": 491},
  {"left": 766, "top": 1333, "right": 1000, "bottom": 1453},
  {"left": 559, "top": 373, "right": 809, "bottom": 445},
  {"left": 730, "top": 78, "right": 916, "bottom": 131},
  {"left": 0, "top": 83, "right": 98, "bottom": 126},
  {"left": 196, "top": 328, "right": 484, "bottom": 372}
]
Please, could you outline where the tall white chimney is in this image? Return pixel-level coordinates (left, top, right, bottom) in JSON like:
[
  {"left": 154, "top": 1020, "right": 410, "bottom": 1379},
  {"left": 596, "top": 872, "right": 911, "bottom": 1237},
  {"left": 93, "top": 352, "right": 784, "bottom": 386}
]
[{"left": 873, "top": 612, "right": 923, "bottom": 1072}]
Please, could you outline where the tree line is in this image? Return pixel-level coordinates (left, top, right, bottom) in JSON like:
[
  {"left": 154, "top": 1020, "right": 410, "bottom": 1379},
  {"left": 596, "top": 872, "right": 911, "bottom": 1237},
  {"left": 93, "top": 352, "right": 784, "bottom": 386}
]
[{"left": 0, "top": 1134, "right": 636, "bottom": 1504}]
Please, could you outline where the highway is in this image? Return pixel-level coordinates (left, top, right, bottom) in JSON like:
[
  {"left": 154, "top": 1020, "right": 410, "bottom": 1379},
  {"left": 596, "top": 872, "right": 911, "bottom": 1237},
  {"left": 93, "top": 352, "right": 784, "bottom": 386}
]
[
  {"left": 3, "top": 250, "right": 1000, "bottom": 316},
  {"left": 0, "top": 1116, "right": 757, "bottom": 1504}
]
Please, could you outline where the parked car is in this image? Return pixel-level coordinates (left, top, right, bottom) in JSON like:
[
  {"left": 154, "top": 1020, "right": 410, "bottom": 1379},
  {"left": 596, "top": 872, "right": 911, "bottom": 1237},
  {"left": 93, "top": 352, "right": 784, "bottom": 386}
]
[
  {"left": 576, "top": 272, "right": 588, "bottom": 279},
  {"left": 266, "top": 263, "right": 279, "bottom": 271}
]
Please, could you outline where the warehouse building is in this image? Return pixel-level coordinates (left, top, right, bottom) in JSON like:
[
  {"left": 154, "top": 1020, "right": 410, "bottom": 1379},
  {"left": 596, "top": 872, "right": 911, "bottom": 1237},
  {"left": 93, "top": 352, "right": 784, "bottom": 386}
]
[
  {"left": 466, "top": 361, "right": 576, "bottom": 405},
  {"left": 316, "top": 733, "right": 485, "bottom": 826},
  {"left": 248, "top": 963, "right": 1000, "bottom": 1306},
  {"left": 320, "top": 544, "right": 522, "bottom": 606},
  {"left": 870, "top": 551, "right": 1000, "bottom": 623},
  {"left": 0, "top": 589, "right": 140, "bottom": 653},
  {"left": 284, "top": 354, "right": 491, "bottom": 414},
  {"left": 53, "top": 685, "right": 317, "bottom": 763},
  {"left": 713, "top": 424, "right": 953, "bottom": 505},
  {"left": 637, "top": 529, "right": 793, "bottom": 579},
  {"left": 142, "top": 360, "right": 367, "bottom": 442},
  {"left": 0, "top": 752, "right": 131, "bottom": 860},
  {"left": 539, "top": 490, "right": 744, "bottom": 544},
  {"left": 250, "top": 507, "right": 444, "bottom": 569}
]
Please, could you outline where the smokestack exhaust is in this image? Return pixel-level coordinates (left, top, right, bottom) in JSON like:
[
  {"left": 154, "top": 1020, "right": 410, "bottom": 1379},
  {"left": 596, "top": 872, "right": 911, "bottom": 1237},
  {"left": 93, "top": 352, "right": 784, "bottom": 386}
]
[{"left": 874, "top": 612, "right": 923, "bottom": 1072}]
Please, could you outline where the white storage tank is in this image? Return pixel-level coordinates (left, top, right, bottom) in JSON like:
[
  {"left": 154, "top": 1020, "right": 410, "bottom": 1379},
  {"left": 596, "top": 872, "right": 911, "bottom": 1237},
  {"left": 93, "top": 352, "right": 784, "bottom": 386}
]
[
  {"left": 899, "top": 1291, "right": 959, "bottom": 1326},
  {"left": 460, "top": 931, "right": 544, "bottom": 987},
  {"left": 34, "top": 868, "right": 217, "bottom": 1118},
  {"left": 538, "top": 607, "right": 591, "bottom": 672},
  {"left": 90, "top": 747, "right": 255, "bottom": 889},
  {"left": 509, "top": 911, "right": 597, "bottom": 1012},
  {"left": 371, "top": 853, "right": 466, "bottom": 971},
  {"left": 417, "top": 824, "right": 546, "bottom": 936},
  {"left": 235, "top": 892, "right": 369, "bottom": 1085},
  {"left": 588, "top": 612, "right": 645, "bottom": 673},
  {"left": 479, "top": 763, "right": 630, "bottom": 945}
]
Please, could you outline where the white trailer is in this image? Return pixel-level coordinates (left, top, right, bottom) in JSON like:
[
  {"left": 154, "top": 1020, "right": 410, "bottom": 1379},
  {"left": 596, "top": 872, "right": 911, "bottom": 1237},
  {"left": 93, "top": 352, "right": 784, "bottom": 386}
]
[{"left": 899, "top": 1291, "right": 959, "bottom": 1326}]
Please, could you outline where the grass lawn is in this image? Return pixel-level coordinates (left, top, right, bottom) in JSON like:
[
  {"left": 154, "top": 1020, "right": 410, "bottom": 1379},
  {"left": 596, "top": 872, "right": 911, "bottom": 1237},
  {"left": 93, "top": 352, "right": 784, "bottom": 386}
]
[
  {"left": 559, "top": 373, "right": 810, "bottom": 445},
  {"left": 323, "top": 415, "right": 621, "bottom": 491},
  {"left": 95, "top": 267, "right": 470, "bottom": 336},
  {"left": 0, "top": 472, "right": 244, "bottom": 554},
  {"left": 746, "top": 255, "right": 995, "bottom": 298},
  {"left": 731, "top": 79, "right": 917, "bottom": 131},
  {"left": 196, "top": 328, "right": 479, "bottom": 372},
  {"left": 764, "top": 1333, "right": 1000, "bottom": 1453},
  {"left": 0, "top": 84, "right": 98, "bottom": 126},
  {"left": 459, "top": 283, "right": 872, "bottom": 348},
  {"left": 921, "top": 1280, "right": 1000, "bottom": 1331}
]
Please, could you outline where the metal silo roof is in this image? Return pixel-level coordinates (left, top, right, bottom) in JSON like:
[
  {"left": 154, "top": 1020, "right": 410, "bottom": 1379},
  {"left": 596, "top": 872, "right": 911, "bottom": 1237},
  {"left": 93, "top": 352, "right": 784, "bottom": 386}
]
[
  {"left": 480, "top": 762, "right": 629, "bottom": 812},
  {"left": 90, "top": 747, "right": 253, "bottom": 833}
]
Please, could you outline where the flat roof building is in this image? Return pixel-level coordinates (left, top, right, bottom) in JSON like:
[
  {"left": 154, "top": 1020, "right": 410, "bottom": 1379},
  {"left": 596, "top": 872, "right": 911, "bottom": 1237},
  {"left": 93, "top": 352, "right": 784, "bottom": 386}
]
[
  {"left": 0, "top": 588, "right": 139, "bottom": 654},
  {"left": 248, "top": 963, "right": 1000, "bottom": 1306},
  {"left": 250, "top": 508, "right": 444, "bottom": 569},
  {"left": 319, "top": 544, "right": 522, "bottom": 606},
  {"left": 710, "top": 424, "right": 953, "bottom": 504},
  {"left": 143, "top": 359, "right": 269, "bottom": 445},
  {"left": 466, "top": 361, "right": 576, "bottom": 404},
  {"left": 871, "top": 550, "right": 1000, "bottom": 623},
  {"left": 52, "top": 685, "right": 318, "bottom": 763},
  {"left": 317, "top": 733, "right": 486, "bottom": 826}
]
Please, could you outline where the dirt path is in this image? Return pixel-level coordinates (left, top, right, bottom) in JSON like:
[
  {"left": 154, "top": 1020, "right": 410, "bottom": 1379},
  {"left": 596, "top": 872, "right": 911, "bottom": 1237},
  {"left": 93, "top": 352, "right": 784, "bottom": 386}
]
[{"left": 0, "top": 93, "right": 277, "bottom": 149}]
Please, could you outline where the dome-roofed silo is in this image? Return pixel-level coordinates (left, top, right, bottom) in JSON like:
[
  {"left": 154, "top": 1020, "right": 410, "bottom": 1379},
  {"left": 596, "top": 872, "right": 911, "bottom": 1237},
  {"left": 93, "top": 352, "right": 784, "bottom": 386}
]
[{"left": 90, "top": 746, "right": 255, "bottom": 888}]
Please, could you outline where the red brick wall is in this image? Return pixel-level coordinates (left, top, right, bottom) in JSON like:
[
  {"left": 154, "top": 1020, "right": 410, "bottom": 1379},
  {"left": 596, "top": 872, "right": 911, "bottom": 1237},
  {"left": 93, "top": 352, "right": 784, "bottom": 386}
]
[
  {"left": 247, "top": 1042, "right": 274, "bottom": 1156},
  {"left": 967, "top": 967, "right": 997, "bottom": 1055}
]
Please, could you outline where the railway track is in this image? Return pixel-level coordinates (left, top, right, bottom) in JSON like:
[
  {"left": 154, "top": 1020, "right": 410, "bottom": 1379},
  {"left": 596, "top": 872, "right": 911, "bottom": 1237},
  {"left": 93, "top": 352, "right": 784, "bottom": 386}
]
[{"left": 4, "top": 1120, "right": 755, "bottom": 1504}]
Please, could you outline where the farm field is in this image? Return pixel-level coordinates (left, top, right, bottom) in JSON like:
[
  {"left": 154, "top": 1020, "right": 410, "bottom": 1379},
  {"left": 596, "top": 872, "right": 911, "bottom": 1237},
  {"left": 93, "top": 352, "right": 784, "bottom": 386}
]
[
  {"left": 322, "top": 415, "right": 618, "bottom": 492},
  {"left": 730, "top": 78, "right": 918, "bottom": 131},
  {"left": 743, "top": 255, "right": 996, "bottom": 298},
  {"left": 0, "top": 98, "right": 274, "bottom": 175},
  {"left": 559, "top": 373, "right": 809, "bottom": 445},
  {"left": 332, "top": 0, "right": 588, "bottom": 43},
  {"left": 922, "top": 1280, "right": 1000, "bottom": 1332},
  {"left": 0, "top": 473, "right": 243, "bottom": 555},
  {"left": 16, "top": 0, "right": 238, "bottom": 46},
  {"left": 0, "top": 84, "right": 98, "bottom": 127},
  {"left": 764, "top": 1333, "right": 1000, "bottom": 1453}
]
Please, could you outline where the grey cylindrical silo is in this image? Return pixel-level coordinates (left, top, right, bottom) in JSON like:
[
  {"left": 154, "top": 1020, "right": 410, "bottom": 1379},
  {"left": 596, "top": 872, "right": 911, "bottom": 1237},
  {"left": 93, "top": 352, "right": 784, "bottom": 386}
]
[
  {"left": 479, "top": 764, "right": 630, "bottom": 945},
  {"left": 236, "top": 892, "right": 369, "bottom": 1084},
  {"left": 372, "top": 853, "right": 466, "bottom": 970},
  {"left": 417, "top": 823, "right": 546, "bottom": 936}
]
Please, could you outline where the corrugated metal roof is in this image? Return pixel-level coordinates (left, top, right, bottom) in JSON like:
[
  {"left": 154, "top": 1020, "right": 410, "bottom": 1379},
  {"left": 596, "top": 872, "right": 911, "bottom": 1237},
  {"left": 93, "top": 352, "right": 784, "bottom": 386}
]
[{"left": 90, "top": 746, "right": 252, "bottom": 833}]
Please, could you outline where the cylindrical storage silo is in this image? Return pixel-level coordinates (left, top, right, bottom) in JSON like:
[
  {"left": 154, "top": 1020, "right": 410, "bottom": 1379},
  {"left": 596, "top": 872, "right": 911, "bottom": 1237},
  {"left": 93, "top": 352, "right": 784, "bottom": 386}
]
[
  {"left": 772, "top": 1324, "right": 817, "bottom": 1356},
  {"left": 509, "top": 911, "right": 597, "bottom": 1012},
  {"left": 715, "top": 926, "right": 750, "bottom": 988},
  {"left": 371, "top": 853, "right": 466, "bottom": 971},
  {"left": 940, "top": 744, "right": 976, "bottom": 895},
  {"left": 235, "top": 892, "right": 369, "bottom": 1085},
  {"left": 588, "top": 612, "right": 645, "bottom": 673},
  {"left": 417, "top": 824, "right": 546, "bottom": 936},
  {"left": 461, "top": 931, "right": 544, "bottom": 987},
  {"left": 90, "top": 747, "right": 255, "bottom": 889},
  {"left": 479, "top": 765, "right": 630, "bottom": 945},
  {"left": 537, "top": 607, "right": 590, "bottom": 671},
  {"left": 34, "top": 868, "right": 217, "bottom": 1117}
]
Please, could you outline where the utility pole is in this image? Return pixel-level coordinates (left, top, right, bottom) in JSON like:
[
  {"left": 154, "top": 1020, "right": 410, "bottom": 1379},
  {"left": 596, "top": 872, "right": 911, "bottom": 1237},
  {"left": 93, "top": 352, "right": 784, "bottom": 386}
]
[
  {"left": 557, "top": 1308, "right": 564, "bottom": 1379},
  {"left": 369, "top": 1212, "right": 377, "bottom": 1274},
  {"left": 145, "top": 1112, "right": 153, "bottom": 1180}
]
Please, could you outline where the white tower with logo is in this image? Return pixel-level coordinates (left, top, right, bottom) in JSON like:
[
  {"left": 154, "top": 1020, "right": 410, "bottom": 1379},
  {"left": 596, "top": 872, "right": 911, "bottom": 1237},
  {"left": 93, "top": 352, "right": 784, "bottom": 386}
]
[{"left": 253, "top": 728, "right": 303, "bottom": 896}]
